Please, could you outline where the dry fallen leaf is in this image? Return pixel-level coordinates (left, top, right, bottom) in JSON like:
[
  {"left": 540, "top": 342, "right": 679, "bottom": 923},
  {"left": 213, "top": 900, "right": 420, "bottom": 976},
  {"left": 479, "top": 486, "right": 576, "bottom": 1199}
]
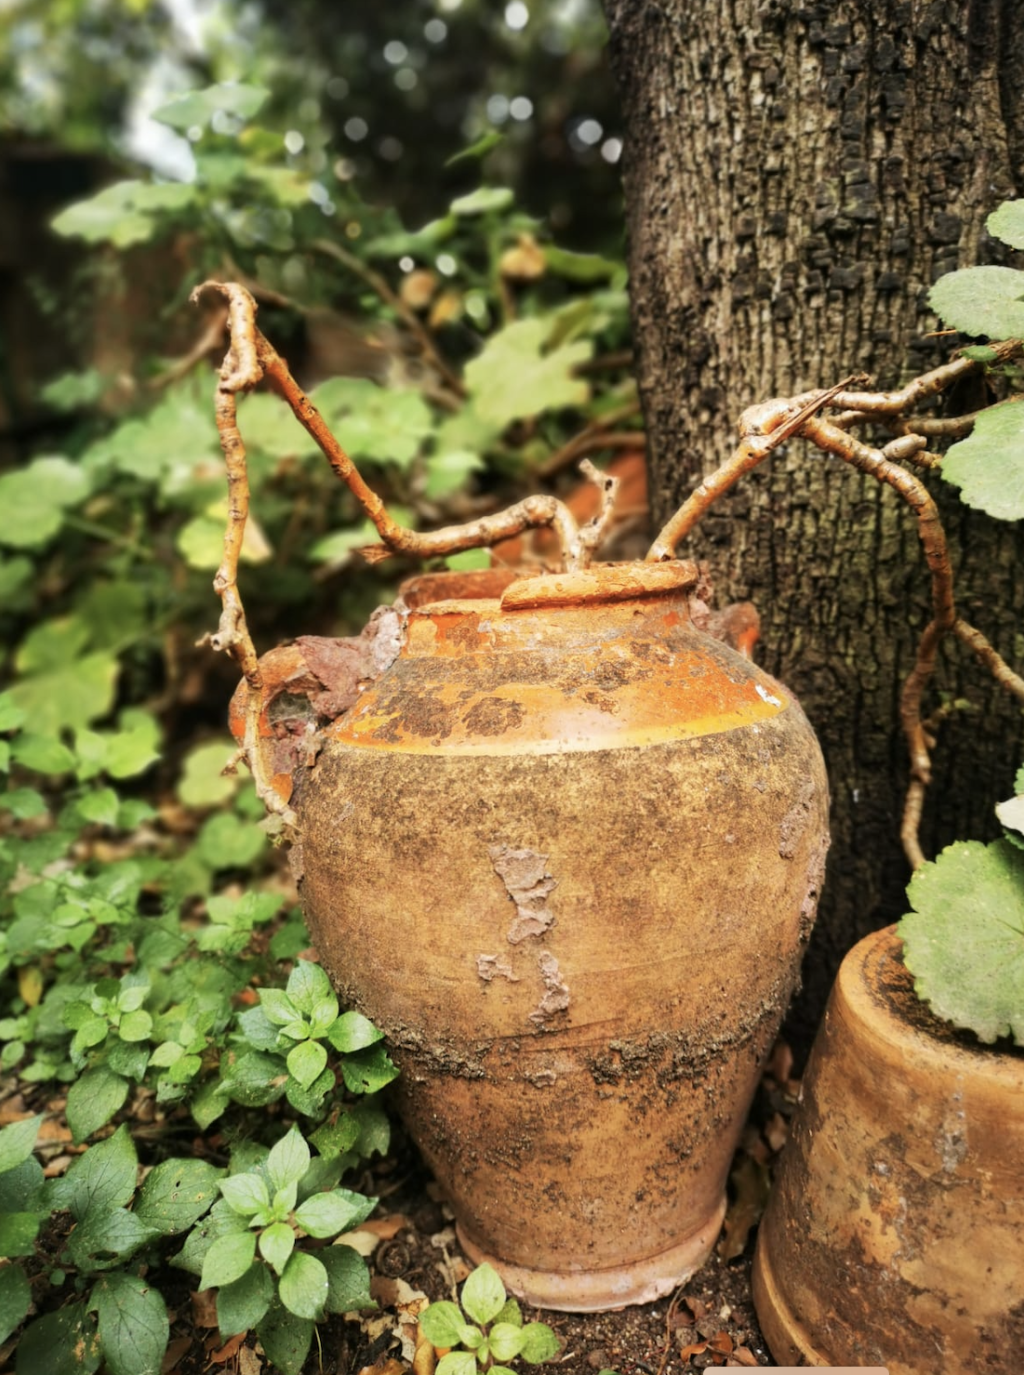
[
  {"left": 336, "top": 1229, "right": 381, "bottom": 1256},
  {"left": 237, "top": 1346, "right": 262, "bottom": 1375},
  {"left": 413, "top": 1334, "right": 436, "bottom": 1375},
  {"left": 210, "top": 1332, "right": 246, "bottom": 1364},
  {"left": 160, "top": 1334, "right": 192, "bottom": 1373},
  {"left": 731, "top": 1347, "right": 759, "bottom": 1367},
  {"left": 764, "top": 1112, "right": 789, "bottom": 1153},
  {"left": 190, "top": 1289, "right": 218, "bottom": 1328},
  {"left": 679, "top": 1340, "right": 708, "bottom": 1360},
  {"left": 357, "top": 1358, "right": 406, "bottom": 1375},
  {"left": 362, "top": 1214, "right": 409, "bottom": 1239},
  {"left": 717, "top": 1154, "right": 770, "bottom": 1261}
]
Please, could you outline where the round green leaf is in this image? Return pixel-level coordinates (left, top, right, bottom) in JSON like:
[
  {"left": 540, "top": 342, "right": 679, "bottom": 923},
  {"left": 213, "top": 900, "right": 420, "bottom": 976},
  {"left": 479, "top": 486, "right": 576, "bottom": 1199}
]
[
  {"left": 90, "top": 1272, "right": 169, "bottom": 1375},
  {"left": 987, "top": 199, "right": 1024, "bottom": 250},
  {"left": 463, "top": 317, "right": 591, "bottom": 429},
  {"left": 460, "top": 1262, "right": 506, "bottom": 1326},
  {"left": 134, "top": 1158, "right": 224, "bottom": 1235},
  {"left": 266, "top": 1128, "right": 310, "bottom": 1192},
  {"left": 489, "top": 1322, "right": 527, "bottom": 1362},
  {"left": 118, "top": 1010, "right": 153, "bottom": 1043},
  {"left": 219, "top": 1173, "right": 271, "bottom": 1217},
  {"left": 0, "top": 1264, "right": 31, "bottom": 1346},
  {"left": 899, "top": 839, "right": 1024, "bottom": 1044},
  {"left": 436, "top": 1353, "right": 478, "bottom": 1375},
  {"left": 321, "top": 1244, "right": 374, "bottom": 1314},
  {"left": 256, "top": 1303, "right": 313, "bottom": 1375},
  {"left": 216, "top": 1261, "right": 275, "bottom": 1337},
  {"left": 939, "top": 398, "right": 1024, "bottom": 521},
  {"left": 326, "top": 1009, "right": 384, "bottom": 1055},
  {"left": 519, "top": 1321, "right": 561, "bottom": 1363},
  {"left": 259, "top": 1221, "right": 296, "bottom": 1276},
  {"left": 11, "top": 734, "right": 75, "bottom": 774},
  {"left": 929, "top": 265, "right": 1024, "bottom": 339},
  {"left": 199, "top": 1229, "right": 257, "bottom": 1291},
  {"left": 66, "top": 1068, "right": 129, "bottom": 1144},
  {"left": 293, "top": 1188, "right": 374, "bottom": 1239},
  {"left": 278, "top": 1251, "right": 328, "bottom": 1321}
]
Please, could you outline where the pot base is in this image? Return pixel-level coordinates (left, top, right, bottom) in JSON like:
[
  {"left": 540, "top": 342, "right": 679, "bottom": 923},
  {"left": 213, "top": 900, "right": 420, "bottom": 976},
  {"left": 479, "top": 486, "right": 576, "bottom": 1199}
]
[
  {"left": 455, "top": 1197, "right": 727, "bottom": 1313},
  {"left": 751, "top": 1228, "right": 828, "bottom": 1366}
]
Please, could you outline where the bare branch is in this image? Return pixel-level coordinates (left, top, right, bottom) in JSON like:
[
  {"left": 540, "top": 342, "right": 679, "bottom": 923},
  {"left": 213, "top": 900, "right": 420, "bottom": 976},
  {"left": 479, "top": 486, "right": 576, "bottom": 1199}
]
[
  {"left": 575, "top": 459, "right": 621, "bottom": 568},
  {"left": 149, "top": 305, "right": 228, "bottom": 391}
]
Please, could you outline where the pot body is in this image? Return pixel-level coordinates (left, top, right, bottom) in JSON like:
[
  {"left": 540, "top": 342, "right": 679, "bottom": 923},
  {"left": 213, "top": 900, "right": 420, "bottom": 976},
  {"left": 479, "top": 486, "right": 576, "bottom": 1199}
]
[
  {"left": 753, "top": 925, "right": 1024, "bottom": 1372},
  {"left": 294, "top": 563, "right": 829, "bottom": 1309}
]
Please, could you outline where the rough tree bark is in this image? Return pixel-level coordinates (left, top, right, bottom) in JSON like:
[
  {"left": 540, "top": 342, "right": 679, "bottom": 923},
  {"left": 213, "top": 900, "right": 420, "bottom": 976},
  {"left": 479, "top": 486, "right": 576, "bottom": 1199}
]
[{"left": 603, "top": 0, "right": 1024, "bottom": 1049}]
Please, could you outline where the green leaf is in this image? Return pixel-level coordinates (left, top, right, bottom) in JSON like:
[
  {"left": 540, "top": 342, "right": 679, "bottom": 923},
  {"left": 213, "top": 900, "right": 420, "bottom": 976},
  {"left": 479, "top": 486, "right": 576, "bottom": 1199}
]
[
  {"left": 51, "top": 180, "right": 194, "bottom": 246},
  {"left": 311, "top": 377, "right": 433, "bottom": 469},
  {"left": 425, "top": 449, "right": 483, "bottom": 501},
  {"left": 16, "top": 1304, "right": 101, "bottom": 1375},
  {"left": 221, "top": 1050, "right": 287, "bottom": 1108},
  {"left": 986, "top": 199, "right": 1024, "bottom": 250},
  {"left": 929, "top": 265, "right": 1024, "bottom": 339},
  {"left": 960, "top": 344, "right": 999, "bottom": 364},
  {"left": 436, "top": 1353, "right": 478, "bottom": 1375},
  {"left": 445, "top": 548, "right": 490, "bottom": 572},
  {"left": 278, "top": 1251, "right": 328, "bottom": 1320},
  {"left": 0, "top": 1115, "right": 42, "bottom": 1174},
  {"left": 326, "top": 1010, "right": 383, "bottom": 1054},
  {"left": 0, "top": 788, "right": 46, "bottom": 820},
  {"left": 0, "top": 1211, "right": 45, "bottom": 1258},
  {"left": 489, "top": 1322, "right": 526, "bottom": 1362},
  {"left": 11, "top": 734, "right": 75, "bottom": 774},
  {"left": 0, "top": 1157, "right": 43, "bottom": 1217},
  {"left": 450, "top": 186, "right": 514, "bottom": 216},
  {"left": 940, "top": 398, "right": 1024, "bottom": 520},
  {"left": 492, "top": 1297, "right": 522, "bottom": 1328},
  {"left": 256, "top": 1303, "right": 313, "bottom": 1375},
  {"left": 286, "top": 1038, "right": 328, "bottom": 1089},
  {"left": 8, "top": 653, "right": 119, "bottom": 736},
  {"left": 152, "top": 83, "right": 269, "bottom": 130},
  {"left": 49, "top": 1123, "right": 137, "bottom": 1218},
  {"left": 544, "top": 245, "right": 622, "bottom": 283},
  {"left": 998, "top": 794, "right": 1024, "bottom": 836},
  {"left": 459, "top": 1324, "right": 484, "bottom": 1349},
  {"left": 899, "top": 839, "right": 1024, "bottom": 1044},
  {"left": 285, "top": 960, "right": 332, "bottom": 1015},
  {"left": 267, "top": 1128, "right": 310, "bottom": 1192},
  {"left": 220, "top": 1173, "right": 271, "bottom": 1217},
  {"left": 197, "top": 812, "right": 267, "bottom": 870},
  {"left": 68, "top": 1206, "right": 156, "bottom": 1272},
  {"left": 341, "top": 1043, "right": 399, "bottom": 1095},
  {"left": 66, "top": 1067, "right": 130, "bottom": 1143},
  {"left": 135, "top": 1158, "right": 224, "bottom": 1235},
  {"left": 170, "top": 1198, "right": 248, "bottom": 1275},
  {"left": 445, "top": 132, "right": 504, "bottom": 167},
  {"left": 90, "top": 1272, "right": 169, "bottom": 1375},
  {"left": 77, "top": 788, "right": 121, "bottom": 826},
  {"left": 460, "top": 1262, "right": 506, "bottom": 1326},
  {"left": 519, "top": 1321, "right": 561, "bottom": 1363},
  {"left": 217, "top": 1260, "right": 275, "bottom": 1336},
  {"left": 321, "top": 1244, "right": 375, "bottom": 1313},
  {"left": 258, "top": 1220, "right": 296, "bottom": 1275},
  {"left": 349, "top": 1101, "right": 391, "bottom": 1158},
  {"left": 309, "top": 1116, "right": 361, "bottom": 1162},
  {"left": 0, "top": 457, "right": 90, "bottom": 550},
  {"left": 293, "top": 1187, "right": 376, "bottom": 1238},
  {"left": 0, "top": 692, "right": 27, "bottom": 732},
  {"left": 99, "top": 711, "right": 161, "bottom": 779},
  {"left": 418, "top": 1300, "right": 466, "bottom": 1348},
  {"left": 0, "top": 1264, "right": 31, "bottom": 1345},
  {"left": 177, "top": 741, "right": 241, "bottom": 809},
  {"left": 199, "top": 1228, "right": 257, "bottom": 1291},
  {"left": 464, "top": 317, "right": 591, "bottom": 430},
  {"left": 118, "top": 1009, "right": 153, "bottom": 1042}
]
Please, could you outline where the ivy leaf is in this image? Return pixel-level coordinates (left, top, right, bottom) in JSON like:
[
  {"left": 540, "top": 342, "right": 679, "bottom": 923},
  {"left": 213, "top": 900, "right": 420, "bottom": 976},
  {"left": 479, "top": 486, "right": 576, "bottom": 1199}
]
[
  {"left": 278, "top": 1251, "right": 328, "bottom": 1321},
  {"left": 0, "top": 1264, "right": 31, "bottom": 1345},
  {"left": 929, "top": 265, "right": 1024, "bottom": 339},
  {"left": 177, "top": 741, "right": 241, "bottom": 809},
  {"left": 135, "top": 1159, "right": 225, "bottom": 1235},
  {"left": 464, "top": 318, "right": 591, "bottom": 430},
  {"left": 0, "top": 457, "right": 90, "bottom": 550},
  {"left": 197, "top": 813, "right": 267, "bottom": 870},
  {"left": 90, "top": 1272, "right": 169, "bottom": 1375},
  {"left": 310, "top": 377, "right": 434, "bottom": 469},
  {"left": 51, "top": 180, "right": 195, "bottom": 247},
  {"left": 216, "top": 1260, "right": 275, "bottom": 1337},
  {"left": 266, "top": 1128, "right": 310, "bottom": 1192},
  {"left": 66, "top": 1067, "right": 130, "bottom": 1143},
  {"left": 424, "top": 449, "right": 483, "bottom": 501},
  {"left": 939, "top": 398, "right": 1024, "bottom": 520},
  {"left": 11, "top": 734, "right": 75, "bottom": 774},
  {"left": 256, "top": 1303, "right": 313, "bottom": 1375},
  {"left": 7, "top": 652, "right": 119, "bottom": 736},
  {"left": 152, "top": 83, "right": 269, "bottom": 131},
  {"left": 986, "top": 199, "right": 1024, "bottom": 250},
  {"left": 293, "top": 1187, "right": 376, "bottom": 1238},
  {"left": 199, "top": 1229, "right": 257, "bottom": 1291},
  {"left": 48, "top": 1123, "right": 137, "bottom": 1218},
  {"left": 321, "top": 1244, "right": 375, "bottom": 1313},
  {"left": 460, "top": 1262, "right": 506, "bottom": 1326},
  {"left": 898, "top": 839, "right": 1024, "bottom": 1044},
  {"left": 0, "top": 1115, "right": 42, "bottom": 1174}
]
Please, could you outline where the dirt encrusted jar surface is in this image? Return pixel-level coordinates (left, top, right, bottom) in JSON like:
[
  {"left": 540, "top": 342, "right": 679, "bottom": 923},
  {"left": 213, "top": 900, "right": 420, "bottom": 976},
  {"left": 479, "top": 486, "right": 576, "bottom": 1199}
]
[{"left": 282, "top": 560, "right": 829, "bottom": 1310}]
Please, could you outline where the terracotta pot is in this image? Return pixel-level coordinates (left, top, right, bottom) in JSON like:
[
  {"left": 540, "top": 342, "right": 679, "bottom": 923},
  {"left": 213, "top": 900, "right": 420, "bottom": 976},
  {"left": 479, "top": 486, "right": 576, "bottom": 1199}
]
[
  {"left": 258, "top": 562, "right": 830, "bottom": 1309},
  {"left": 753, "top": 925, "right": 1024, "bottom": 1372}
]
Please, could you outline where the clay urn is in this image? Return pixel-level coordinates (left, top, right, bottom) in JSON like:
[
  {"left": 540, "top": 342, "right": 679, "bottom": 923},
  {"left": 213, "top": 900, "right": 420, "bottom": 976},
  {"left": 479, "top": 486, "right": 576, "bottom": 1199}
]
[
  {"left": 753, "top": 924, "right": 1024, "bottom": 1372},
  {"left": 235, "top": 560, "right": 830, "bottom": 1310}
]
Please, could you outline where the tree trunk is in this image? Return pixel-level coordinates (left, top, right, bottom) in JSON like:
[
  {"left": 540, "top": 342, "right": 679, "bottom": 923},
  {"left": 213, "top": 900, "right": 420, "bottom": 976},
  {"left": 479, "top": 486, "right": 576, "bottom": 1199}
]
[{"left": 603, "top": 0, "right": 1024, "bottom": 1051}]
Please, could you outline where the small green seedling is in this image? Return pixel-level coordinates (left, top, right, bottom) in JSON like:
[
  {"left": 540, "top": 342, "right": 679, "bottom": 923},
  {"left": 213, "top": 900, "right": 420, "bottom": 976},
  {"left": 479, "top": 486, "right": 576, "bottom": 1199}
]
[{"left": 418, "top": 1262, "right": 560, "bottom": 1375}]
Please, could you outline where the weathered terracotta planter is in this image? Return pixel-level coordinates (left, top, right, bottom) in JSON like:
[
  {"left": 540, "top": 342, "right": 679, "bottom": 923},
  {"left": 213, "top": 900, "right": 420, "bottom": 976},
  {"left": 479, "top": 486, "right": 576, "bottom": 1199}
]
[
  {"left": 753, "top": 925, "right": 1024, "bottom": 1372},
  {"left": 248, "top": 561, "right": 829, "bottom": 1309}
]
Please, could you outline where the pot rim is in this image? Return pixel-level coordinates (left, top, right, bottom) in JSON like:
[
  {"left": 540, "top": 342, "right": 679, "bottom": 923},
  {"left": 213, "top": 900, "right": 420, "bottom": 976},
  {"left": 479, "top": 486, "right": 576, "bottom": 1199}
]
[{"left": 400, "top": 559, "right": 700, "bottom": 615}]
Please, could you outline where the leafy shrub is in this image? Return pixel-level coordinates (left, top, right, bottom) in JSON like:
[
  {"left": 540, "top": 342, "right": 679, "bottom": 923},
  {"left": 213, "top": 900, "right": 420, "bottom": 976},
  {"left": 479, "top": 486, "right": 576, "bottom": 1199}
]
[{"left": 418, "top": 1263, "right": 560, "bottom": 1375}]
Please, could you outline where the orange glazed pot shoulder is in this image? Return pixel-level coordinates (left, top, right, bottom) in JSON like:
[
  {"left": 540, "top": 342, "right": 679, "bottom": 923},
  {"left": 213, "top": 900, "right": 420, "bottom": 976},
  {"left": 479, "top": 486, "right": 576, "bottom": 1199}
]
[
  {"left": 276, "top": 562, "right": 830, "bottom": 1310},
  {"left": 753, "top": 924, "right": 1024, "bottom": 1373}
]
